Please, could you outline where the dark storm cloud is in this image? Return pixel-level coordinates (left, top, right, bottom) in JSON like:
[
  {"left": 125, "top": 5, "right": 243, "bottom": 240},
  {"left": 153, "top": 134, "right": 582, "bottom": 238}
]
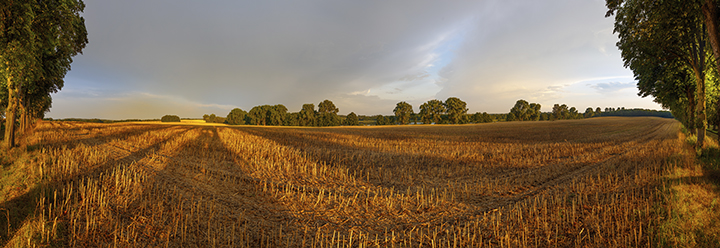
[{"left": 52, "top": 0, "right": 661, "bottom": 119}]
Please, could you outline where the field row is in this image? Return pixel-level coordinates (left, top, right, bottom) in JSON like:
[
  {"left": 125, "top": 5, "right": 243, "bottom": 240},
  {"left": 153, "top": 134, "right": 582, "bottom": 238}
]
[{"left": 6, "top": 117, "right": 689, "bottom": 246}]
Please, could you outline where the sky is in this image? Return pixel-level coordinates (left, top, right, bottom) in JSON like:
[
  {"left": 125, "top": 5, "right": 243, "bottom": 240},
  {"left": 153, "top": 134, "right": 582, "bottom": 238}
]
[{"left": 49, "top": 0, "right": 664, "bottom": 119}]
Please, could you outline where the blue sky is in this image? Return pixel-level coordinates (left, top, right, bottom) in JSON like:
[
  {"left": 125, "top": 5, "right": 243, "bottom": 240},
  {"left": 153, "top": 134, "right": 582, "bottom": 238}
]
[{"left": 48, "top": 0, "right": 663, "bottom": 119}]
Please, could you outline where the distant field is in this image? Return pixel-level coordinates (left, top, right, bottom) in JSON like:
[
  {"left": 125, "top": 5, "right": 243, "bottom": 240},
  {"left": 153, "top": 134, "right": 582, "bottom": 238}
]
[{"left": 1, "top": 117, "right": 693, "bottom": 246}]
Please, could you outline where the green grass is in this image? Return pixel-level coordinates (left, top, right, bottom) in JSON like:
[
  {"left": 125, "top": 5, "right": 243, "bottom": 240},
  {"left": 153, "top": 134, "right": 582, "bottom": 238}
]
[{"left": 655, "top": 131, "right": 720, "bottom": 247}]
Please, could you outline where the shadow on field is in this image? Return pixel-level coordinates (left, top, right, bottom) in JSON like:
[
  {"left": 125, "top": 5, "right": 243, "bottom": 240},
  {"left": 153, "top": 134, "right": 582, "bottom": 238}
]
[
  {"left": 236, "top": 127, "right": 528, "bottom": 194},
  {"left": 0, "top": 125, "right": 191, "bottom": 246},
  {"left": 39, "top": 123, "right": 174, "bottom": 151},
  {"left": 141, "top": 126, "right": 300, "bottom": 246}
]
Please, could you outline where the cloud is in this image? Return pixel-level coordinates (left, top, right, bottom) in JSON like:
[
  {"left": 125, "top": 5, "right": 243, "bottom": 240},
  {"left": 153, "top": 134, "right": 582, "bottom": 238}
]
[
  {"left": 432, "top": 0, "right": 639, "bottom": 112},
  {"left": 587, "top": 82, "right": 636, "bottom": 94},
  {"left": 54, "top": 0, "right": 663, "bottom": 118},
  {"left": 63, "top": 0, "right": 483, "bottom": 117}
]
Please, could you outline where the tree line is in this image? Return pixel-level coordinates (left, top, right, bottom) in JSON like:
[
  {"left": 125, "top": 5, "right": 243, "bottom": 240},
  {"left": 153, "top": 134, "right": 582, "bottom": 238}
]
[
  {"left": 204, "top": 99, "right": 359, "bottom": 127},
  {"left": 606, "top": 0, "right": 720, "bottom": 148},
  {"left": 0, "top": 1, "right": 88, "bottom": 148},
  {"left": 203, "top": 97, "right": 672, "bottom": 127}
]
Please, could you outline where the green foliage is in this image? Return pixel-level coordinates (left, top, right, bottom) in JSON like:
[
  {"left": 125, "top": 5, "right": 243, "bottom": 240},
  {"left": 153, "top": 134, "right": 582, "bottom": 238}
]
[
  {"left": 1, "top": 0, "right": 88, "bottom": 148},
  {"left": 226, "top": 108, "right": 247, "bottom": 125},
  {"left": 343, "top": 112, "right": 360, "bottom": 126},
  {"left": 317, "top": 100, "right": 339, "bottom": 126},
  {"left": 607, "top": 0, "right": 711, "bottom": 145},
  {"left": 284, "top": 112, "right": 300, "bottom": 126},
  {"left": 584, "top": 107, "right": 595, "bottom": 118},
  {"left": 597, "top": 108, "right": 673, "bottom": 118},
  {"left": 161, "top": 115, "right": 181, "bottom": 122},
  {"left": 375, "top": 115, "right": 391, "bottom": 125},
  {"left": 419, "top": 99, "right": 446, "bottom": 124},
  {"left": 509, "top": 99, "right": 541, "bottom": 121},
  {"left": 299, "top": 104, "right": 317, "bottom": 126},
  {"left": 393, "top": 101, "right": 413, "bottom": 125},
  {"left": 444, "top": 97, "right": 468, "bottom": 124},
  {"left": 247, "top": 105, "right": 287, "bottom": 126},
  {"left": 471, "top": 112, "right": 493, "bottom": 123},
  {"left": 318, "top": 100, "right": 339, "bottom": 114}
]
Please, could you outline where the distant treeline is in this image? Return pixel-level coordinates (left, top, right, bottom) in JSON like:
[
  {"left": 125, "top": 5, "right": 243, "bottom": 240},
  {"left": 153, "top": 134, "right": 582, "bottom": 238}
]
[
  {"left": 194, "top": 98, "right": 674, "bottom": 127},
  {"left": 594, "top": 108, "right": 673, "bottom": 118}
]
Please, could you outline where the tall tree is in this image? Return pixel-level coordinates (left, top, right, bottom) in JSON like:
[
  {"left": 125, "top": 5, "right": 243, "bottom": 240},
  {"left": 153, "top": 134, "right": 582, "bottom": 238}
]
[
  {"left": 419, "top": 99, "right": 446, "bottom": 124},
  {"left": 393, "top": 101, "right": 413, "bottom": 125},
  {"left": 444, "top": 97, "right": 468, "bottom": 124},
  {"left": 1, "top": 0, "right": 88, "bottom": 148}
]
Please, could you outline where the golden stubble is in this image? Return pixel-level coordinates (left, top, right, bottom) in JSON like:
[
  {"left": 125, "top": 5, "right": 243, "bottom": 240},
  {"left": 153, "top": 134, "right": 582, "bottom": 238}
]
[{"left": 6, "top": 117, "right": 693, "bottom": 247}]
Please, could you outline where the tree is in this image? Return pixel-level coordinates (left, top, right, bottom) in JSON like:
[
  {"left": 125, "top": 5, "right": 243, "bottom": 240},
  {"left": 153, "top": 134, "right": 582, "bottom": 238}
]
[
  {"left": 529, "top": 103, "right": 542, "bottom": 121},
  {"left": 419, "top": 99, "right": 445, "bottom": 124},
  {"left": 393, "top": 101, "right": 413, "bottom": 125},
  {"left": 318, "top": 99, "right": 339, "bottom": 114},
  {"left": 506, "top": 112, "right": 517, "bottom": 122},
  {"left": 584, "top": 107, "right": 595, "bottom": 118},
  {"left": 226, "top": 108, "right": 247, "bottom": 125},
  {"left": 444, "top": 97, "right": 468, "bottom": 124},
  {"left": 344, "top": 112, "right": 360, "bottom": 126},
  {"left": 552, "top": 104, "right": 571, "bottom": 120},
  {"left": 267, "top": 104, "right": 287, "bottom": 126},
  {"left": 375, "top": 115, "right": 390, "bottom": 125},
  {"left": 509, "top": 100, "right": 541, "bottom": 121},
  {"left": 569, "top": 107, "right": 580, "bottom": 119},
  {"left": 607, "top": 0, "right": 712, "bottom": 147},
  {"left": 161, "top": 115, "right": 181, "bottom": 122},
  {"left": 509, "top": 99, "right": 530, "bottom": 121},
  {"left": 248, "top": 105, "right": 269, "bottom": 125},
  {"left": 317, "top": 100, "right": 340, "bottom": 127},
  {"left": 299, "top": 104, "right": 317, "bottom": 126},
  {"left": 284, "top": 112, "right": 300, "bottom": 126},
  {"left": 1, "top": 1, "right": 88, "bottom": 148}
]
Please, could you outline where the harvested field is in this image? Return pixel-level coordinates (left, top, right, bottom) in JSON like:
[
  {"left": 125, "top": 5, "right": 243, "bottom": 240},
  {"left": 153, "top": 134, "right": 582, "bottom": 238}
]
[{"left": 1, "top": 117, "right": 692, "bottom": 247}]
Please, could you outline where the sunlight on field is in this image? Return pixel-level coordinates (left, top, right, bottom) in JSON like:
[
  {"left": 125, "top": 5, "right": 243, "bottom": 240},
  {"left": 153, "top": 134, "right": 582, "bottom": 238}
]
[{"left": 0, "top": 117, "right": 698, "bottom": 246}]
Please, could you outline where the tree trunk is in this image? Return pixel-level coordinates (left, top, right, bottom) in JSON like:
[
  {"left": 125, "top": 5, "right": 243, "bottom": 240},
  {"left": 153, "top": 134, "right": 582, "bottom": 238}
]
[
  {"left": 702, "top": 1, "right": 720, "bottom": 151},
  {"left": 4, "top": 80, "right": 18, "bottom": 149},
  {"left": 18, "top": 90, "right": 26, "bottom": 134},
  {"left": 688, "top": 84, "right": 697, "bottom": 136}
]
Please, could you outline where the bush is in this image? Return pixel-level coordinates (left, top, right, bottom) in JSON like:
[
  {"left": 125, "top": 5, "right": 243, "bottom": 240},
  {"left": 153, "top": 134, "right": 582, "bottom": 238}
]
[{"left": 161, "top": 115, "right": 181, "bottom": 122}]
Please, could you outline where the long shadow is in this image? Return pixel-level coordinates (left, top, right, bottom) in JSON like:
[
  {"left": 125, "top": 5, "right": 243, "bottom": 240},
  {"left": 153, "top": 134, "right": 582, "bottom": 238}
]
[
  {"left": 38, "top": 123, "right": 175, "bottom": 152},
  {"left": 0, "top": 126, "right": 193, "bottom": 246},
  {"left": 343, "top": 117, "right": 678, "bottom": 146},
  {"left": 130, "top": 126, "right": 300, "bottom": 246},
  {"left": 234, "top": 127, "right": 534, "bottom": 202}
]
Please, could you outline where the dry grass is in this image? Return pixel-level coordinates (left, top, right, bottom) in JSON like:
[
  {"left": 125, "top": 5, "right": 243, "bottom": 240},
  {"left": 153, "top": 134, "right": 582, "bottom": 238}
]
[{"left": 0, "top": 117, "right": 700, "bottom": 247}]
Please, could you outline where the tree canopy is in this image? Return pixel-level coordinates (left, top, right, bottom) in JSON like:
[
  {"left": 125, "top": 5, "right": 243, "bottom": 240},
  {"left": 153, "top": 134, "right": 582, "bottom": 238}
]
[
  {"left": 419, "top": 99, "right": 445, "bottom": 124},
  {"left": 343, "top": 112, "right": 360, "bottom": 126},
  {"left": 1, "top": 0, "right": 88, "bottom": 148},
  {"left": 393, "top": 101, "right": 413, "bottom": 125},
  {"left": 226, "top": 108, "right": 247, "bottom": 125}
]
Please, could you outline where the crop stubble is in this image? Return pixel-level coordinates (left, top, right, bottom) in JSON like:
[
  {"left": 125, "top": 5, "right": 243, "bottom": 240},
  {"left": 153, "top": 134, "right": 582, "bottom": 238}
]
[{"left": 16, "top": 117, "right": 688, "bottom": 247}]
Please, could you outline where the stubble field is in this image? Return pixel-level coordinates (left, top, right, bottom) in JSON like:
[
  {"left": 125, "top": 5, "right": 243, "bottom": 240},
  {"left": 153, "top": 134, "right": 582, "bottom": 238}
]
[{"left": 1, "top": 117, "right": 693, "bottom": 247}]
